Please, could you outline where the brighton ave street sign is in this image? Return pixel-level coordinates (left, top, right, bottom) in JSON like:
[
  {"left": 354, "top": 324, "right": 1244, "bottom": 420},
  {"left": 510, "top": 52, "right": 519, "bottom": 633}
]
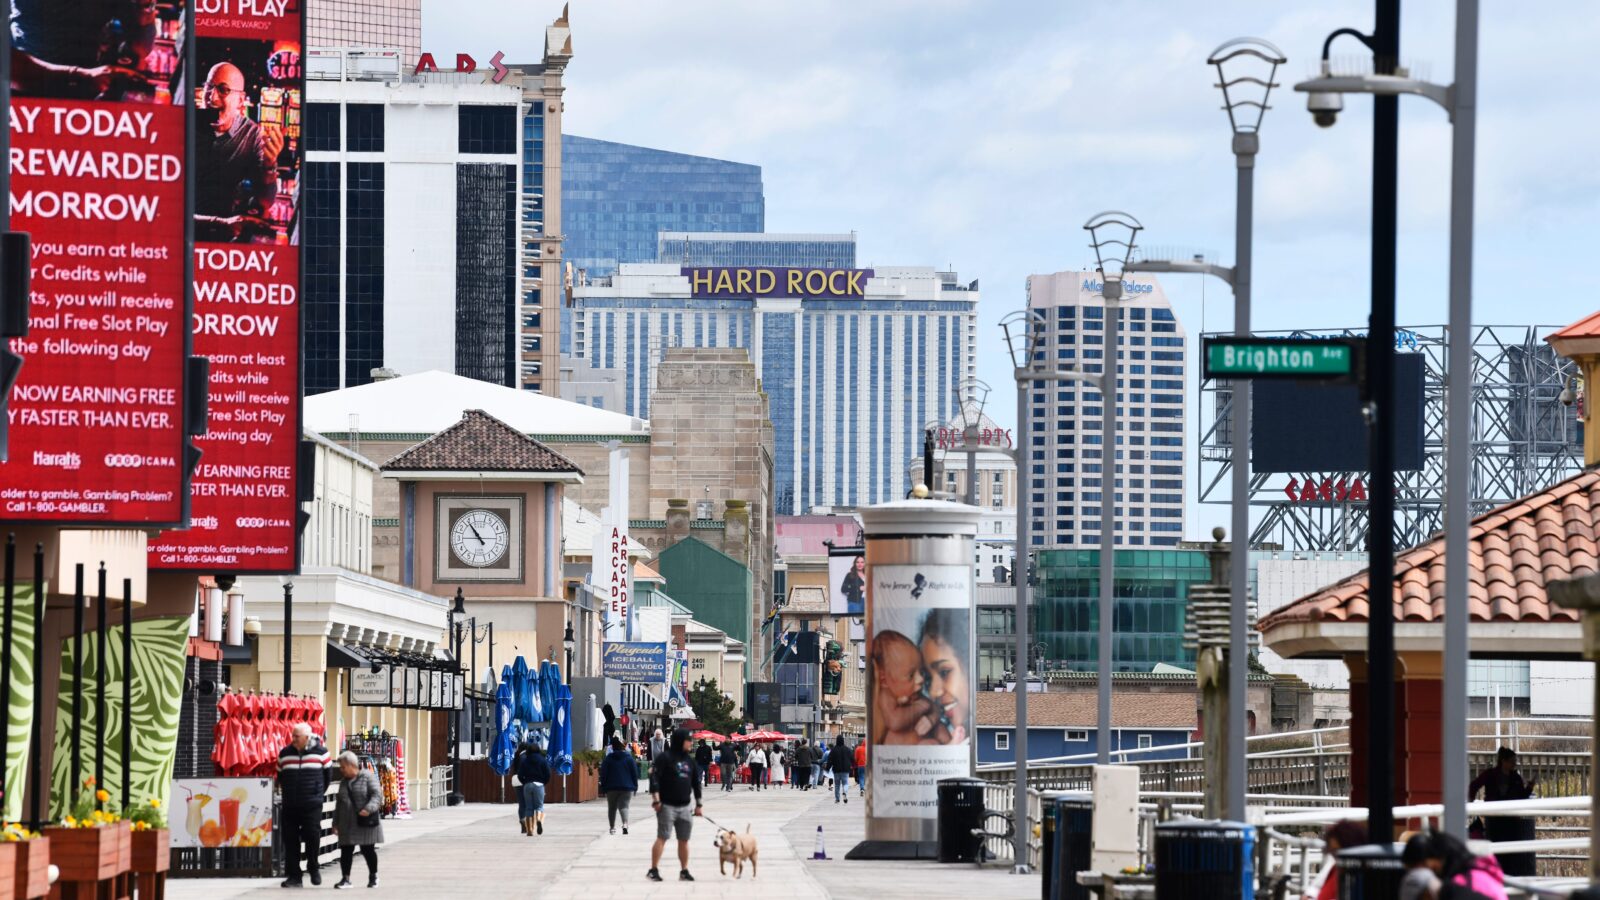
[{"left": 1203, "top": 337, "right": 1359, "bottom": 380}]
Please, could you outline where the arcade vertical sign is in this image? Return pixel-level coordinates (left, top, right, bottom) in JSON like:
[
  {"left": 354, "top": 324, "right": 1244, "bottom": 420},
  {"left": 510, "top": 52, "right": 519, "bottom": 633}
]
[
  {"left": 3, "top": 1, "right": 192, "bottom": 524},
  {"left": 149, "top": 0, "right": 303, "bottom": 571}
]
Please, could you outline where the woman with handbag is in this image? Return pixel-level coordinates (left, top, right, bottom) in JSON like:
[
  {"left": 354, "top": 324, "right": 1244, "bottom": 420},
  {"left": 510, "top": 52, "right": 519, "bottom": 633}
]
[{"left": 332, "top": 751, "right": 384, "bottom": 889}]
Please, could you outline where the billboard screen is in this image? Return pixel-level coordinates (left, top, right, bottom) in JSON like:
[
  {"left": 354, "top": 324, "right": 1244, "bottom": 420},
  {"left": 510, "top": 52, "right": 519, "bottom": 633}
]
[
  {"left": 149, "top": 1, "right": 303, "bottom": 571},
  {"left": 828, "top": 547, "right": 865, "bottom": 616},
  {"left": 3, "top": 1, "right": 192, "bottom": 524},
  {"left": 1253, "top": 352, "right": 1426, "bottom": 474}
]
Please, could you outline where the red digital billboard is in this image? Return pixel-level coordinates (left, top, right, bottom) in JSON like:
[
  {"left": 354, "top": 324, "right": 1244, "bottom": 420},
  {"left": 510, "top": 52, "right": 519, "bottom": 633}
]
[
  {"left": 2, "top": 1, "right": 192, "bottom": 524},
  {"left": 148, "top": 2, "right": 302, "bottom": 572}
]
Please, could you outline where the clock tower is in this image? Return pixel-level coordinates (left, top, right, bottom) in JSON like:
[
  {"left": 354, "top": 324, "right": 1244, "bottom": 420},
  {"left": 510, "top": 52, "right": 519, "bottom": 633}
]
[{"left": 382, "top": 409, "right": 584, "bottom": 666}]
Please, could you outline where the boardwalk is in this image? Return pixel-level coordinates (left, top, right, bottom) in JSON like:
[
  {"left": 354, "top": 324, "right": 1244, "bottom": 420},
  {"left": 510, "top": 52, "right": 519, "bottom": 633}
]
[{"left": 167, "top": 784, "right": 1041, "bottom": 899}]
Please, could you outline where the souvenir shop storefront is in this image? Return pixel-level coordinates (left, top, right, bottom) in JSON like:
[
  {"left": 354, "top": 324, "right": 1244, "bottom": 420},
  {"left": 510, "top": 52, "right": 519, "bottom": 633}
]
[{"left": 214, "top": 568, "right": 452, "bottom": 813}]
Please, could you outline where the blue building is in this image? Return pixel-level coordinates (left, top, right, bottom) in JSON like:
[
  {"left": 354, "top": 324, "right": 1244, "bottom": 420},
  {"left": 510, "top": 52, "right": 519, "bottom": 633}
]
[
  {"left": 561, "top": 136, "right": 765, "bottom": 278},
  {"left": 569, "top": 262, "right": 979, "bottom": 515},
  {"left": 974, "top": 691, "right": 1194, "bottom": 765},
  {"left": 658, "top": 232, "right": 855, "bottom": 269}
]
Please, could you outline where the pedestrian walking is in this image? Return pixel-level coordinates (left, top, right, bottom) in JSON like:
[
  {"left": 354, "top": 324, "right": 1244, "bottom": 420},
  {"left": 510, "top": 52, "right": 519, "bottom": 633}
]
[
  {"left": 718, "top": 742, "right": 737, "bottom": 793},
  {"left": 853, "top": 739, "right": 867, "bottom": 797},
  {"left": 599, "top": 735, "right": 639, "bottom": 835},
  {"left": 694, "top": 740, "right": 714, "bottom": 787},
  {"left": 828, "top": 736, "right": 854, "bottom": 804},
  {"left": 747, "top": 744, "right": 768, "bottom": 791},
  {"left": 276, "top": 722, "right": 332, "bottom": 888},
  {"left": 793, "top": 740, "right": 812, "bottom": 791},
  {"left": 647, "top": 727, "right": 704, "bottom": 882},
  {"left": 514, "top": 738, "right": 552, "bottom": 836},
  {"left": 650, "top": 728, "right": 667, "bottom": 761},
  {"left": 783, "top": 745, "right": 798, "bottom": 790},
  {"left": 1469, "top": 746, "right": 1539, "bottom": 876},
  {"left": 331, "top": 751, "right": 384, "bottom": 890},
  {"left": 815, "top": 742, "right": 828, "bottom": 789},
  {"left": 769, "top": 743, "right": 786, "bottom": 787}
]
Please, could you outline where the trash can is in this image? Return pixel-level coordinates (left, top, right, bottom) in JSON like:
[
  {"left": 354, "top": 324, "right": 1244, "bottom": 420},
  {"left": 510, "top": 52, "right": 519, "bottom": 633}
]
[
  {"left": 1335, "top": 844, "right": 1404, "bottom": 900},
  {"left": 1154, "top": 819, "right": 1256, "bottom": 900},
  {"left": 936, "top": 778, "right": 986, "bottom": 864},
  {"left": 1051, "top": 799, "right": 1094, "bottom": 900}
]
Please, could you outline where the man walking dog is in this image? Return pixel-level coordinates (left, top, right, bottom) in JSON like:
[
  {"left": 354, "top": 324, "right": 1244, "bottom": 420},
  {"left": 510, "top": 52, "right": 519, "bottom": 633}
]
[{"left": 648, "top": 727, "right": 704, "bottom": 882}]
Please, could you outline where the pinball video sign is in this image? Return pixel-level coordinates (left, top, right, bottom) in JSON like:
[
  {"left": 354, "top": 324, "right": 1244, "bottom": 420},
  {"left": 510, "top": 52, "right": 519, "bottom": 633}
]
[
  {"left": 149, "top": 0, "right": 304, "bottom": 571},
  {"left": 3, "top": 0, "right": 194, "bottom": 524}
]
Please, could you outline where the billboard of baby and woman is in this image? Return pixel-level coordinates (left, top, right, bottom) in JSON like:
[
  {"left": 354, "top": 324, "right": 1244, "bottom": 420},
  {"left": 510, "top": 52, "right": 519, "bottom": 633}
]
[{"left": 867, "top": 564, "right": 973, "bottom": 821}]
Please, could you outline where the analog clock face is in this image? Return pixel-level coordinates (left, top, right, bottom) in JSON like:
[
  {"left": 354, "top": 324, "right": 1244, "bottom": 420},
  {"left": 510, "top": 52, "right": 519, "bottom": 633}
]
[{"left": 449, "top": 509, "right": 509, "bottom": 567}]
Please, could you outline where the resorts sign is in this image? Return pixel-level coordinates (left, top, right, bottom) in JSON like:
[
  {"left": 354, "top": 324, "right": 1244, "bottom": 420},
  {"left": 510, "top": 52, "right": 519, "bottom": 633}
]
[{"left": 684, "top": 266, "right": 875, "bottom": 299}]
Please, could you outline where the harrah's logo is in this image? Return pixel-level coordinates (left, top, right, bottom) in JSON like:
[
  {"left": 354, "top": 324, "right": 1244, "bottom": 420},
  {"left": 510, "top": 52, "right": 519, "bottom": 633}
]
[{"left": 1082, "top": 278, "right": 1153, "bottom": 295}]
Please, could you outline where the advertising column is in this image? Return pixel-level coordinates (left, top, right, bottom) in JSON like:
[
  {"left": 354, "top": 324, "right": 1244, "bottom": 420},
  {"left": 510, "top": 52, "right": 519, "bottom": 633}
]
[
  {"left": 850, "top": 499, "right": 979, "bottom": 858},
  {"left": 148, "top": 1, "right": 303, "bottom": 571},
  {"left": 3, "top": 1, "right": 192, "bottom": 524}
]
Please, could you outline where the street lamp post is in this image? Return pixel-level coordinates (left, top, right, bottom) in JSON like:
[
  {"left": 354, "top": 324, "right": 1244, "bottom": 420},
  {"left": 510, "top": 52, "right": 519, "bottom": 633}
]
[
  {"left": 564, "top": 622, "right": 575, "bottom": 678},
  {"left": 999, "top": 213, "right": 1138, "bottom": 871},
  {"left": 1126, "top": 37, "right": 1285, "bottom": 824},
  {"left": 280, "top": 578, "right": 293, "bottom": 695},
  {"left": 448, "top": 588, "right": 466, "bottom": 806},
  {"left": 1294, "top": 0, "right": 1475, "bottom": 837}
]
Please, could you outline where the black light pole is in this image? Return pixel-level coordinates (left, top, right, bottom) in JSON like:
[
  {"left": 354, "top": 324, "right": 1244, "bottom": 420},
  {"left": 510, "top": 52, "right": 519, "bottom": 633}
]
[
  {"left": 28, "top": 544, "right": 43, "bottom": 827},
  {"left": 1364, "top": 0, "right": 1401, "bottom": 843},
  {"left": 94, "top": 564, "right": 107, "bottom": 792},
  {"left": 69, "top": 564, "right": 85, "bottom": 797},
  {"left": 281, "top": 579, "right": 293, "bottom": 695},
  {"left": 563, "top": 623, "right": 574, "bottom": 678},
  {"left": 448, "top": 588, "right": 465, "bottom": 806},
  {"left": 121, "top": 578, "right": 132, "bottom": 810}
]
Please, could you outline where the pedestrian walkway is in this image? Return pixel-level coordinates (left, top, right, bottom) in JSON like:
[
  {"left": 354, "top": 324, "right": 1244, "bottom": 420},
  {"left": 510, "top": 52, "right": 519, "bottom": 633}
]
[{"left": 167, "top": 779, "right": 1040, "bottom": 899}]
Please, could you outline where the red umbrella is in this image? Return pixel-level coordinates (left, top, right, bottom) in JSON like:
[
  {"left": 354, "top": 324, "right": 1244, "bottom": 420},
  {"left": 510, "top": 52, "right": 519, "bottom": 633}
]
[
  {"left": 692, "top": 730, "right": 726, "bottom": 742},
  {"left": 743, "top": 730, "right": 789, "bottom": 742}
]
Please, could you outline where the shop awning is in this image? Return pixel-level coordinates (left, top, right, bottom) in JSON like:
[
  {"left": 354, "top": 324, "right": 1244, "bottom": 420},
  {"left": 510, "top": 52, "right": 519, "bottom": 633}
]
[
  {"left": 621, "top": 683, "right": 664, "bottom": 714},
  {"left": 326, "top": 641, "right": 373, "bottom": 669}
]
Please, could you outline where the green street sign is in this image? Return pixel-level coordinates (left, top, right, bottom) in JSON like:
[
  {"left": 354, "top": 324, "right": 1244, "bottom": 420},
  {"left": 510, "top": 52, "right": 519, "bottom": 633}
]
[{"left": 1203, "top": 338, "right": 1359, "bottom": 380}]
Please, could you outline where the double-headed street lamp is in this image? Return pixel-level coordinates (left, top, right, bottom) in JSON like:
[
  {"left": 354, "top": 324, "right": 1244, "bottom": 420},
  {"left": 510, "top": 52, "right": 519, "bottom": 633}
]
[
  {"left": 999, "top": 211, "right": 1140, "bottom": 874},
  {"left": 1127, "top": 36, "right": 1285, "bottom": 824},
  {"left": 1294, "top": 0, "right": 1477, "bottom": 839}
]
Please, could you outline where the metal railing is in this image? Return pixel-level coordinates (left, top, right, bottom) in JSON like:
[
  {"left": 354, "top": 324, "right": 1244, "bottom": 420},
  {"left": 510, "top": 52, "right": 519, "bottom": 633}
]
[{"left": 429, "top": 765, "right": 452, "bottom": 810}]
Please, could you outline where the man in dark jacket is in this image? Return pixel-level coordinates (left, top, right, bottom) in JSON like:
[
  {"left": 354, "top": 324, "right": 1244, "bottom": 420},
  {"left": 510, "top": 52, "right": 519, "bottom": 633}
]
[
  {"left": 828, "top": 736, "right": 855, "bottom": 804},
  {"left": 277, "top": 722, "right": 332, "bottom": 887},
  {"left": 694, "top": 740, "right": 714, "bottom": 787},
  {"left": 717, "top": 741, "right": 737, "bottom": 793},
  {"left": 647, "top": 727, "right": 703, "bottom": 883},
  {"left": 793, "top": 741, "right": 813, "bottom": 791},
  {"left": 514, "top": 739, "right": 553, "bottom": 836}
]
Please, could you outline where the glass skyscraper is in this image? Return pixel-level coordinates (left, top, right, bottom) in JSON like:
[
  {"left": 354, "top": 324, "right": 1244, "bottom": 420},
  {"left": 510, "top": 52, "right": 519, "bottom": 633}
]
[
  {"left": 657, "top": 232, "right": 855, "bottom": 268},
  {"left": 568, "top": 262, "right": 978, "bottom": 514},
  {"left": 1024, "top": 271, "right": 1187, "bottom": 548},
  {"left": 561, "top": 136, "right": 764, "bottom": 278}
]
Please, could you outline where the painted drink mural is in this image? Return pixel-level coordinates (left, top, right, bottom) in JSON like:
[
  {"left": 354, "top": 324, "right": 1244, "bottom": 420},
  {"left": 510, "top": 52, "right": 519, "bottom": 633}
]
[
  {"left": 4, "top": 0, "right": 192, "bottom": 524},
  {"left": 148, "top": 0, "right": 303, "bottom": 572}
]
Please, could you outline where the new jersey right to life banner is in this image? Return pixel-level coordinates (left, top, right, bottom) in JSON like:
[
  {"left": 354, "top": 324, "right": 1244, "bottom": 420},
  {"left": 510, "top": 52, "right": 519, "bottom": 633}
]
[{"left": 867, "top": 564, "right": 973, "bottom": 820}]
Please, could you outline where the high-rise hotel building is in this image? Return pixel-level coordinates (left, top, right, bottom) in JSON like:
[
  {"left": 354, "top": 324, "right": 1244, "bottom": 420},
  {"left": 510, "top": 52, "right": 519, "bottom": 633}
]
[
  {"left": 1024, "top": 271, "right": 1187, "bottom": 548},
  {"left": 568, "top": 255, "right": 979, "bottom": 514}
]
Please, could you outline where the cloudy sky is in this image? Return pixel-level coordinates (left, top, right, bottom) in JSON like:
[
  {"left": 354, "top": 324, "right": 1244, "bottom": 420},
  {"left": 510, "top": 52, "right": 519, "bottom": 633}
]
[{"left": 428, "top": 1, "right": 1597, "bottom": 538}]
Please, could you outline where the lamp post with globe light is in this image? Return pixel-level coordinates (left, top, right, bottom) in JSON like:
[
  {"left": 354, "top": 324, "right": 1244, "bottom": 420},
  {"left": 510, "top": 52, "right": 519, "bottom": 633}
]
[
  {"left": 998, "top": 210, "right": 1139, "bottom": 871},
  {"left": 1126, "top": 36, "right": 1285, "bottom": 823}
]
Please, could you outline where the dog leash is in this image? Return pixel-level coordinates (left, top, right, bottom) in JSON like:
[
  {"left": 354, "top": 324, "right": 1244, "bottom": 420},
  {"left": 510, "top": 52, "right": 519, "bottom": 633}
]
[{"left": 701, "top": 811, "right": 739, "bottom": 833}]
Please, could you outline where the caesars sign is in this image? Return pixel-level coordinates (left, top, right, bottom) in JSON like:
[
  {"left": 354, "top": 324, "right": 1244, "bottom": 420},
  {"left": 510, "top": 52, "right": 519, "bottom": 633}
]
[
  {"left": 684, "top": 267, "right": 874, "bottom": 300},
  {"left": 3, "top": 1, "right": 193, "bottom": 524},
  {"left": 149, "top": 0, "right": 304, "bottom": 572}
]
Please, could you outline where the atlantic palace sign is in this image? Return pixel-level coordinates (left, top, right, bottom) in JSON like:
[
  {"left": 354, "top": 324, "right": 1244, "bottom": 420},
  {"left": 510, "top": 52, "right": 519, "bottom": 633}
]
[{"left": 684, "top": 266, "right": 875, "bottom": 299}]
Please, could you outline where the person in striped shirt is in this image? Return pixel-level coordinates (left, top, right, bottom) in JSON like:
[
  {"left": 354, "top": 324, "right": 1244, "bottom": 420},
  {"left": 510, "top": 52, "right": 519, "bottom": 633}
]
[{"left": 277, "top": 723, "right": 332, "bottom": 888}]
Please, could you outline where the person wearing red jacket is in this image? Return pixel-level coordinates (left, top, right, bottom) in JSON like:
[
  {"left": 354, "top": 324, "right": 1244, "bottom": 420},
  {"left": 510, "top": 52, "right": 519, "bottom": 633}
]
[{"left": 853, "top": 739, "right": 867, "bottom": 797}]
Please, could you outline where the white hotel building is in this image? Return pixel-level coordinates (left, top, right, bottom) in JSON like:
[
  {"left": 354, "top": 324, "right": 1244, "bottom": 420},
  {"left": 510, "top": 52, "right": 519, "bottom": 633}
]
[
  {"left": 567, "top": 262, "right": 979, "bottom": 515},
  {"left": 1024, "top": 270, "right": 1187, "bottom": 548}
]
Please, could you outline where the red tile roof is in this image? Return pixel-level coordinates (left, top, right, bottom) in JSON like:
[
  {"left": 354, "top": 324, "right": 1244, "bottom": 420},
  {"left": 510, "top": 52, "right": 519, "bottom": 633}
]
[
  {"left": 1259, "top": 469, "right": 1600, "bottom": 628},
  {"left": 382, "top": 409, "right": 581, "bottom": 474},
  {"left": 1548, "top": 311, "right": 1600, "bottom": 341}
]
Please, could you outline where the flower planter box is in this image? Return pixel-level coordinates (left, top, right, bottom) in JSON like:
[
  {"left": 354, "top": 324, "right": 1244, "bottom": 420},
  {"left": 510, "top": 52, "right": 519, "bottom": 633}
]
[
  {"left": 0, "top": 841, "right": 19, "bottom": 900},
  {"left": 43, "top": 824, "right": 128, "bottom": 899},
  {"left": 130, "top": 829, "right": 168, "bottom": 900},
  {"left": 14, "top": 837, "right": 49, "bottom": 900},
  {"left": 543, "top": 766, "right": 599, "bottom": 804}
]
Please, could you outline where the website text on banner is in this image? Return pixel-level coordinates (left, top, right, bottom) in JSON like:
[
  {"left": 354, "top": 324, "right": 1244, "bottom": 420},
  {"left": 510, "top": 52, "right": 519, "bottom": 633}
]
[
  {"left": 149, "top": 0, "right": 303, "bottom": 571},
  {"left": 4, "top": 1, "right": 191, "bottom": 524}
]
